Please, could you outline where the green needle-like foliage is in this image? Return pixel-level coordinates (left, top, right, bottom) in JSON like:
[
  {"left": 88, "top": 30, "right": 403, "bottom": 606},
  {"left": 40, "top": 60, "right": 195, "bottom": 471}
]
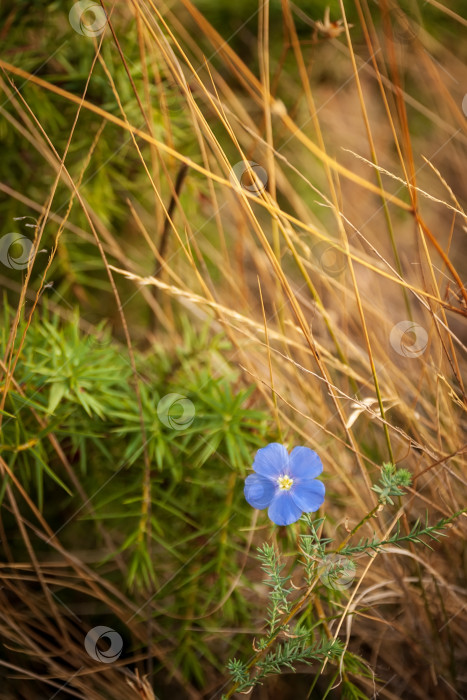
[
  {"left": 0, "top": 302, "right": 271, "bottom": 656},
  {"left": 371, "top": 462, "right": 412, "bottom": 505}
]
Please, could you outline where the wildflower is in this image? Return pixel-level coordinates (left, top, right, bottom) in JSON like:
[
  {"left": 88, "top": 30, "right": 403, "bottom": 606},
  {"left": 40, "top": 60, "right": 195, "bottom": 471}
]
[
  {"left": 244, "top": 443, "right": 325, "bottom": 526},
  {"left": 314, "top": 7, "right": 352, "bottom": 40}
]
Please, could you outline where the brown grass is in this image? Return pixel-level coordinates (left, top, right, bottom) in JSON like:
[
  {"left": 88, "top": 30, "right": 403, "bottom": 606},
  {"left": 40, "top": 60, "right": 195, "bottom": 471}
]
[{"left": 0, "top": 0, "right": 466, "bottom": 697}]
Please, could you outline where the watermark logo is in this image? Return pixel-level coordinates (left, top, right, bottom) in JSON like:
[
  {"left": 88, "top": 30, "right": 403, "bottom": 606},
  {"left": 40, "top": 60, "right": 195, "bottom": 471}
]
[
  {"left": 159, "top": 75, "right": 186, "bottom": 115},
  {"left": 229, "top": 161, "right": 268, "bottom": 195},
  {"left": 312, "top": 240, "right": 346, "bottom": 277},
  {"left": 69, "top": 1, "right": 108, "bottom": 37},
  {"left": 88, "top": 334, "right": 111, "bottom": 349},
  {"left": 319, "top": 554, "right": 356, "bottom": 591},
  {"left": 157, "top": 393, "right": 195, "bottom": 430},
  {"left": 88, "top": 325, "right": 112, "bottom": 349},
  {"left": 84, "top": 626, "right": 123, "bottom": 663},
  {"left": 389, "top": 320, "right": 428, "bottom": 358},
  {"left": 0, "top": 232, "right": 35, "bottom": 270},
  {"left": 378, "top": 2, "right": 419, "bottom": 45}
]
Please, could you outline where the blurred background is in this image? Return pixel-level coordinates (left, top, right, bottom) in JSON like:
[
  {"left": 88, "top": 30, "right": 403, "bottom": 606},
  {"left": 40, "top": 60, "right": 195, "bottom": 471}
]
[{"left": 0, "top": 1, "right": 466, "bottom": 698}]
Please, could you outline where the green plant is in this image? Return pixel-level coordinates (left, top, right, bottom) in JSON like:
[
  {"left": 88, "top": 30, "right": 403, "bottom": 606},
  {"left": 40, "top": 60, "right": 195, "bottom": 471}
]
[{"left": 224, "top": 487, "right": 465, "bottom": 697}]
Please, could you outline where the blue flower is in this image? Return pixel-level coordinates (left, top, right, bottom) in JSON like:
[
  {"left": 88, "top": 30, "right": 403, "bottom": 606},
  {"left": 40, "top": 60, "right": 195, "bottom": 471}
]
[{"left": 244, "top": 443, "right": 325, "bottom": 526}]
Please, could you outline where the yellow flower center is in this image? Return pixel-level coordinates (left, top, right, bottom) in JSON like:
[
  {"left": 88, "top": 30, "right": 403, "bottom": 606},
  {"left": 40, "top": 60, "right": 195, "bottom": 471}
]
[{"left": 277, "top": 474, "right": 293, "bottom": 491}]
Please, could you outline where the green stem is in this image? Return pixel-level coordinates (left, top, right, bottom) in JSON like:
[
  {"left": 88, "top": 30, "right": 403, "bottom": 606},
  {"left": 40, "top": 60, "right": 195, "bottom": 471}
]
[{"left": 223, "top": 504, "right": 382, "bottom": 697}]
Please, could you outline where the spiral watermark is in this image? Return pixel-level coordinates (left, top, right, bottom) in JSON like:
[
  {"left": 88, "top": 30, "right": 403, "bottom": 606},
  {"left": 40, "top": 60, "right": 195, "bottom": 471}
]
[
  {"left": 319, "top": 554, "right": 356, "bottom": 591},
  {"left": 462, "top": 94, "right": 467, "bottom": 118},
  {"left": 157, "top": 393, "right": 195, "bottom": 430},
  {"left": 0, "top": 232, "right": 36, "bottom": 270},
  {"left": 89, "top": 334, "right": 111, "bottom": 348},
  {"left": 229, "top": 161, "right": 268, "bottom": 195},
  {"left": 69, "top": 1, "right": 108, "bottom": 37},
  {"left": 379, "top": 3, "right": 419, "bottom": 45},
  {"left": 159, "top": 75, "right": 186, "bottom": 115},
  {"left": 87, "top": 325, "right": 112, "bottom": 349},
  {"left": 84, "top": 626, "right": 123, "bottom": 663},
  {"left": 389, "top": 320, "right": 428, "bottom": 358},
  {"left": 312, "top": 240, "right": 346, "bottom": 277}
]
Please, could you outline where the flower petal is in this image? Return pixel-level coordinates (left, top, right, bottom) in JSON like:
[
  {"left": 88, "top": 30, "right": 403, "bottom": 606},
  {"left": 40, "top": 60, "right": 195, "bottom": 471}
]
[
  {"left": 252, "top": 443, "right": 289, "bottom": 480},
  {"left": 288, "top": 447, "right": 323, "bottom": 481},
  {"left": 244, "top": 474, "right": 275, "bottom": 509},
  {"left": 268, "top": 491, "right": 302, "bottom": 526},
  {"left": 291, "top": 480, "right": 325, "bottom": 513}
]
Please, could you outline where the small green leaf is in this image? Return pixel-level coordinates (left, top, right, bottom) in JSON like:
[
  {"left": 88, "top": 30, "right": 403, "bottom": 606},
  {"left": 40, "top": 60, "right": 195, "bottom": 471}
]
[{"left": 48, "top": 381, "right": 67, "bottom": 414}]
